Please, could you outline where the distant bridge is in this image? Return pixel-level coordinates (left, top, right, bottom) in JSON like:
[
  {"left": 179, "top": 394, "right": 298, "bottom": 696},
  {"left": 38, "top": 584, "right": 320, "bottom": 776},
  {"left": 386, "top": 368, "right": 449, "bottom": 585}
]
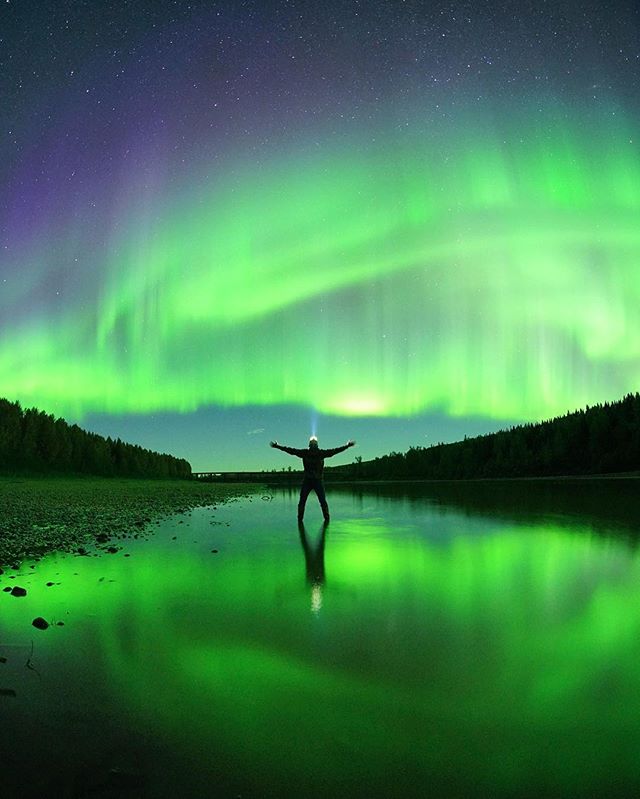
[
  {"left": 192, "top": 471, "right": 301, "bottom": 483},
  {"left": 192, "top": 465, "right": 356, "bottom": 483}
]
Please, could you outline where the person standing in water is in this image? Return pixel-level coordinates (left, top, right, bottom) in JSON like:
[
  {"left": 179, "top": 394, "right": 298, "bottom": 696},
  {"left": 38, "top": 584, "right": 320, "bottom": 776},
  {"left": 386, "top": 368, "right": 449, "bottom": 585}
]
[{"left": 270, "top": 437, "right": 355, "bottom": 522}]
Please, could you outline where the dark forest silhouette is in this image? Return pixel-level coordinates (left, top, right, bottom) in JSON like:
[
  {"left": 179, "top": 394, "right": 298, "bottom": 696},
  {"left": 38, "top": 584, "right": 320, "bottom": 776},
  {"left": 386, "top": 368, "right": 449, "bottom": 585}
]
[
  {"left": 326, "top": 393, "right": 640, "bottom": 481},
  {"left": 0, "top": 398, "right": 191, "bottom": 478}
]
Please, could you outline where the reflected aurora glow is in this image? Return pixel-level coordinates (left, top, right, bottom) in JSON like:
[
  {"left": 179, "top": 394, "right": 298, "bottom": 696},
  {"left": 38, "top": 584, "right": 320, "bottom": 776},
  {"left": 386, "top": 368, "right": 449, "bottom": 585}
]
[{"left": 3, "top": 508, "right": 640, "bottom": 793}]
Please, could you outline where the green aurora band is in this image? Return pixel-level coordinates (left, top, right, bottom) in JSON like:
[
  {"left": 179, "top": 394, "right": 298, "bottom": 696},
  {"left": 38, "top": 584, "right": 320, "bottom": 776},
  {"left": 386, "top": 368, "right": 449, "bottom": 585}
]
[{"left": 2, "top": 111, "right": 640, "bottom": 420}]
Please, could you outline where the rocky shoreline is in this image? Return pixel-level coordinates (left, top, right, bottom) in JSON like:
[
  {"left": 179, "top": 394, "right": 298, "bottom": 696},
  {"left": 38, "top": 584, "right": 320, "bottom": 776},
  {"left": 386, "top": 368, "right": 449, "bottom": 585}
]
[{"left": 0, "top": 477, "right": 258, "bottom": 568}]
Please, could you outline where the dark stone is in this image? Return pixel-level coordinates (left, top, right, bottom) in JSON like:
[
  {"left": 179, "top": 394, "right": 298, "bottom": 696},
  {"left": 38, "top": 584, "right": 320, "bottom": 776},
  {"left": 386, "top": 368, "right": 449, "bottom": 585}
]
[
  {"left": 3, "top": 587, "right": 11, "bottom": 592},
  {"left": 46, "top": 581, "right": 54, "bottom": 586},
  {"left": 77, "top": 547, "right": 88, "bottom": 556},
  {"left": 56, "top": 621, "right": 65, "bottom": 626},
  {"left": 32, "top": 617, "right": 49, "bottom": 630},
  {"left": 211, "top": 549, "right": 219, "bottom": 553},
  {"left": 10, "top": 586, "right": 27, "bottom": 597},
  {"left": 106, "top": 546, "right": 119, "bottom": 554},
  {"left": 0, "top": 656, "right": 7, "bottom": 663},
  {"left": 0, "top": 688, "right": 16, "bottom": 697}
]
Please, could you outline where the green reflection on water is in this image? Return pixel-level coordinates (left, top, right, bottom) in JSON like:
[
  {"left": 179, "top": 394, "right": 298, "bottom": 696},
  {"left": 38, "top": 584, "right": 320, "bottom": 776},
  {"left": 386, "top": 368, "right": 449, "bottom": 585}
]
[{"left": 2, "top": 487, "right": 640, "bottom": 796}]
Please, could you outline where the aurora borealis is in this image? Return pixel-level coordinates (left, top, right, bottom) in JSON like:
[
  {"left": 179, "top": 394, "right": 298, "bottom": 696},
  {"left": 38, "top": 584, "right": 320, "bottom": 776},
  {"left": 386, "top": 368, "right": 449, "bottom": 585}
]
[{"left": 2, "top": 2, "right": 639, "bottom": 469}]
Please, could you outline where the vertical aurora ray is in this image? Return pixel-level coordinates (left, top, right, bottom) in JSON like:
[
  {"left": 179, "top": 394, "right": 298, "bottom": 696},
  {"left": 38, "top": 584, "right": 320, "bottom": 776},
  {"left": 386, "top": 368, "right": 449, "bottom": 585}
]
[{"left": 1, "top": 109, "right": 639, "bottom": 422}]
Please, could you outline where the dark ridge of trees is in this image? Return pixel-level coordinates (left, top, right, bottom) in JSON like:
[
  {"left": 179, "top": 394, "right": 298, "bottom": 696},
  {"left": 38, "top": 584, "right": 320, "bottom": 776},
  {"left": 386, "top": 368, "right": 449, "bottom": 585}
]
[
  {"left": 0, "top": 398, "right": 192, "bottom": 479},
  {"left": 326, "top": 393, "right": 640, "bottom": 481}
]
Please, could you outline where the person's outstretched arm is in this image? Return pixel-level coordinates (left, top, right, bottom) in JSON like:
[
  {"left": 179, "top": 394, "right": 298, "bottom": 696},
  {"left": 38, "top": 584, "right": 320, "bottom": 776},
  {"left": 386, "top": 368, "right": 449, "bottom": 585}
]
[
  {"left": 321, "top": 441, "right": 356, "bottom": 458},
  {"left": 270, "top": 441, "right": 306, "bottom": 457}
]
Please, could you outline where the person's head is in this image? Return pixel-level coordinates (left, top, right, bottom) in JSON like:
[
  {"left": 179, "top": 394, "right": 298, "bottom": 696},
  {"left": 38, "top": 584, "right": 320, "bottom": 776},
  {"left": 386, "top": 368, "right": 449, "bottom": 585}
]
[{"left": 309, "top": 436, "right": 319, "bottom": 450}]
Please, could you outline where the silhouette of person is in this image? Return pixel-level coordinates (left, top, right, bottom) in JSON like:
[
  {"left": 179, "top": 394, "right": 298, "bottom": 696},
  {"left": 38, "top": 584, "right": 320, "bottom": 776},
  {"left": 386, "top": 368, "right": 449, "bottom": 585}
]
[
  {"left": 298, "top": 519, "right": 328, "bottom": 585},
  {"left": 298, "top": 519, "right": 328, "bottom": 613},
  {"left": 270, "top": 436, "right": 355, "bottom": 522}
]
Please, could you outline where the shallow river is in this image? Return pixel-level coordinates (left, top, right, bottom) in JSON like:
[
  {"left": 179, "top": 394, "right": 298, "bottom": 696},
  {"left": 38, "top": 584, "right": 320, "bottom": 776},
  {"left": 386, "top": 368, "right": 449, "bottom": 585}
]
[{"left": 2, "top": 480, "right": 640, "bottom": 797}]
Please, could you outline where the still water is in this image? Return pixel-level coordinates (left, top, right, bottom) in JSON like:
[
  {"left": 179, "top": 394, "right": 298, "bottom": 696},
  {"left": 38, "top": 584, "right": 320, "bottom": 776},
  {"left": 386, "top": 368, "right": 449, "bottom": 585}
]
[{"left": 2, "top": 480, "right": 640, "bottom": 797}]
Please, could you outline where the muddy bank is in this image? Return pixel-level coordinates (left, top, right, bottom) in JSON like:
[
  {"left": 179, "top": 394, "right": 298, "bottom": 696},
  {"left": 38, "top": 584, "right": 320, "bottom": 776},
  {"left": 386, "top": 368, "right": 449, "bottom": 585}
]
[{"left": 0, "top": 478, "right": 259, "bottom": 568}]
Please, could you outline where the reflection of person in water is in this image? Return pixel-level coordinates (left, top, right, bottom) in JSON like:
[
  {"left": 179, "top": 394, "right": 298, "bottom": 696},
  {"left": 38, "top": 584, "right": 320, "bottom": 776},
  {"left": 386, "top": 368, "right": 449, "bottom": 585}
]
[
  {"left": 298, "top": 519, "right": 328, "bottom": 613},
  {"left": 270, "top": 436, "right": 355, "bottom": 522}
]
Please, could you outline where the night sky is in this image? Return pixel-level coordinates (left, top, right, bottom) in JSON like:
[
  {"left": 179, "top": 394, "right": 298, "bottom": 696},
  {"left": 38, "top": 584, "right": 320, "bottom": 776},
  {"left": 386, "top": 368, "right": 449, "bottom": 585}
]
[{"left": 1, "top": 1, "right": 639, "bottom": 470}]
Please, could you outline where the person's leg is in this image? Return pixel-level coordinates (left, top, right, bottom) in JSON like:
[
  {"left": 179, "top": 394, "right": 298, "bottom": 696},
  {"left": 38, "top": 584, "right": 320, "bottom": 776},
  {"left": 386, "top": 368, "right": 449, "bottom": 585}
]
[
  {"left": 298, "top": 480, "right": 312, "bottom": 521},
  {"left": 314, "top": 480, "right": 330, "bottom": 522}
]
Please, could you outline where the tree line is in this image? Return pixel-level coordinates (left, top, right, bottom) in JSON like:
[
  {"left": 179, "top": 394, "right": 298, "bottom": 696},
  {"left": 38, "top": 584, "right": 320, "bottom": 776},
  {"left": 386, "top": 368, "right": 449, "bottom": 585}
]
[
  {"left": 0, "top": 398, "right": 191, "bottom": 479},
  {"left": 327, "top": 393, "right": 640, "bottom": 481}
]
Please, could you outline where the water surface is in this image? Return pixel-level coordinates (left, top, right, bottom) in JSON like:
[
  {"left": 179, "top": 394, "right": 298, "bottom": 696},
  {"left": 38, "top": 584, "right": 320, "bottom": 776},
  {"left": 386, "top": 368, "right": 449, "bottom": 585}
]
[{"left": 2, "top": 480, "right": 640, "bottom": 797}]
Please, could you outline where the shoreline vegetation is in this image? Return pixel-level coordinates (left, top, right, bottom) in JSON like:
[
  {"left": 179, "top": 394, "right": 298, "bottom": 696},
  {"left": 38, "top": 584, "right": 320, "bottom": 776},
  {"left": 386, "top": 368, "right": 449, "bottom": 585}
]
[
  {"left": 327, "top": 392, "right": 640, "bottom": 481},
  {"left": 4, "top": 392, "right": 640, "bottom": 485},
  {"left": 0, "top": 478, "right": 256, "bottom": 569},
  {"left": 0, "top": 398, "right": 191, "bottom": 479}
]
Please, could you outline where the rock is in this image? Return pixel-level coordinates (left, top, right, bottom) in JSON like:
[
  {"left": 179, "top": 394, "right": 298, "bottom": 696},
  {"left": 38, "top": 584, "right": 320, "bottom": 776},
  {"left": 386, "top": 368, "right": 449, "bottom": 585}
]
[
  {"left": 2, "top": 587, "right": 11, "bottom": 593},
  {"left": 76, "top": 547, "right": 88, "bottom": 555},
  {"left": 56, "top": 621, "right": 65, "bottom": 626},
  {"left": 106, "top": 546, "right": 119, "bottom": 554},
  {"left": 32, "top": 617, "right": 49, "bottom": 630},
  {"left": 211, "top": 549, "right": 219, "bottom": 553},
  {"left": 10, "top": 586, "right": 26, "bottom": 597},
  {"left": 46, "top": 581, "right": 54, "bottom": 586}
]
